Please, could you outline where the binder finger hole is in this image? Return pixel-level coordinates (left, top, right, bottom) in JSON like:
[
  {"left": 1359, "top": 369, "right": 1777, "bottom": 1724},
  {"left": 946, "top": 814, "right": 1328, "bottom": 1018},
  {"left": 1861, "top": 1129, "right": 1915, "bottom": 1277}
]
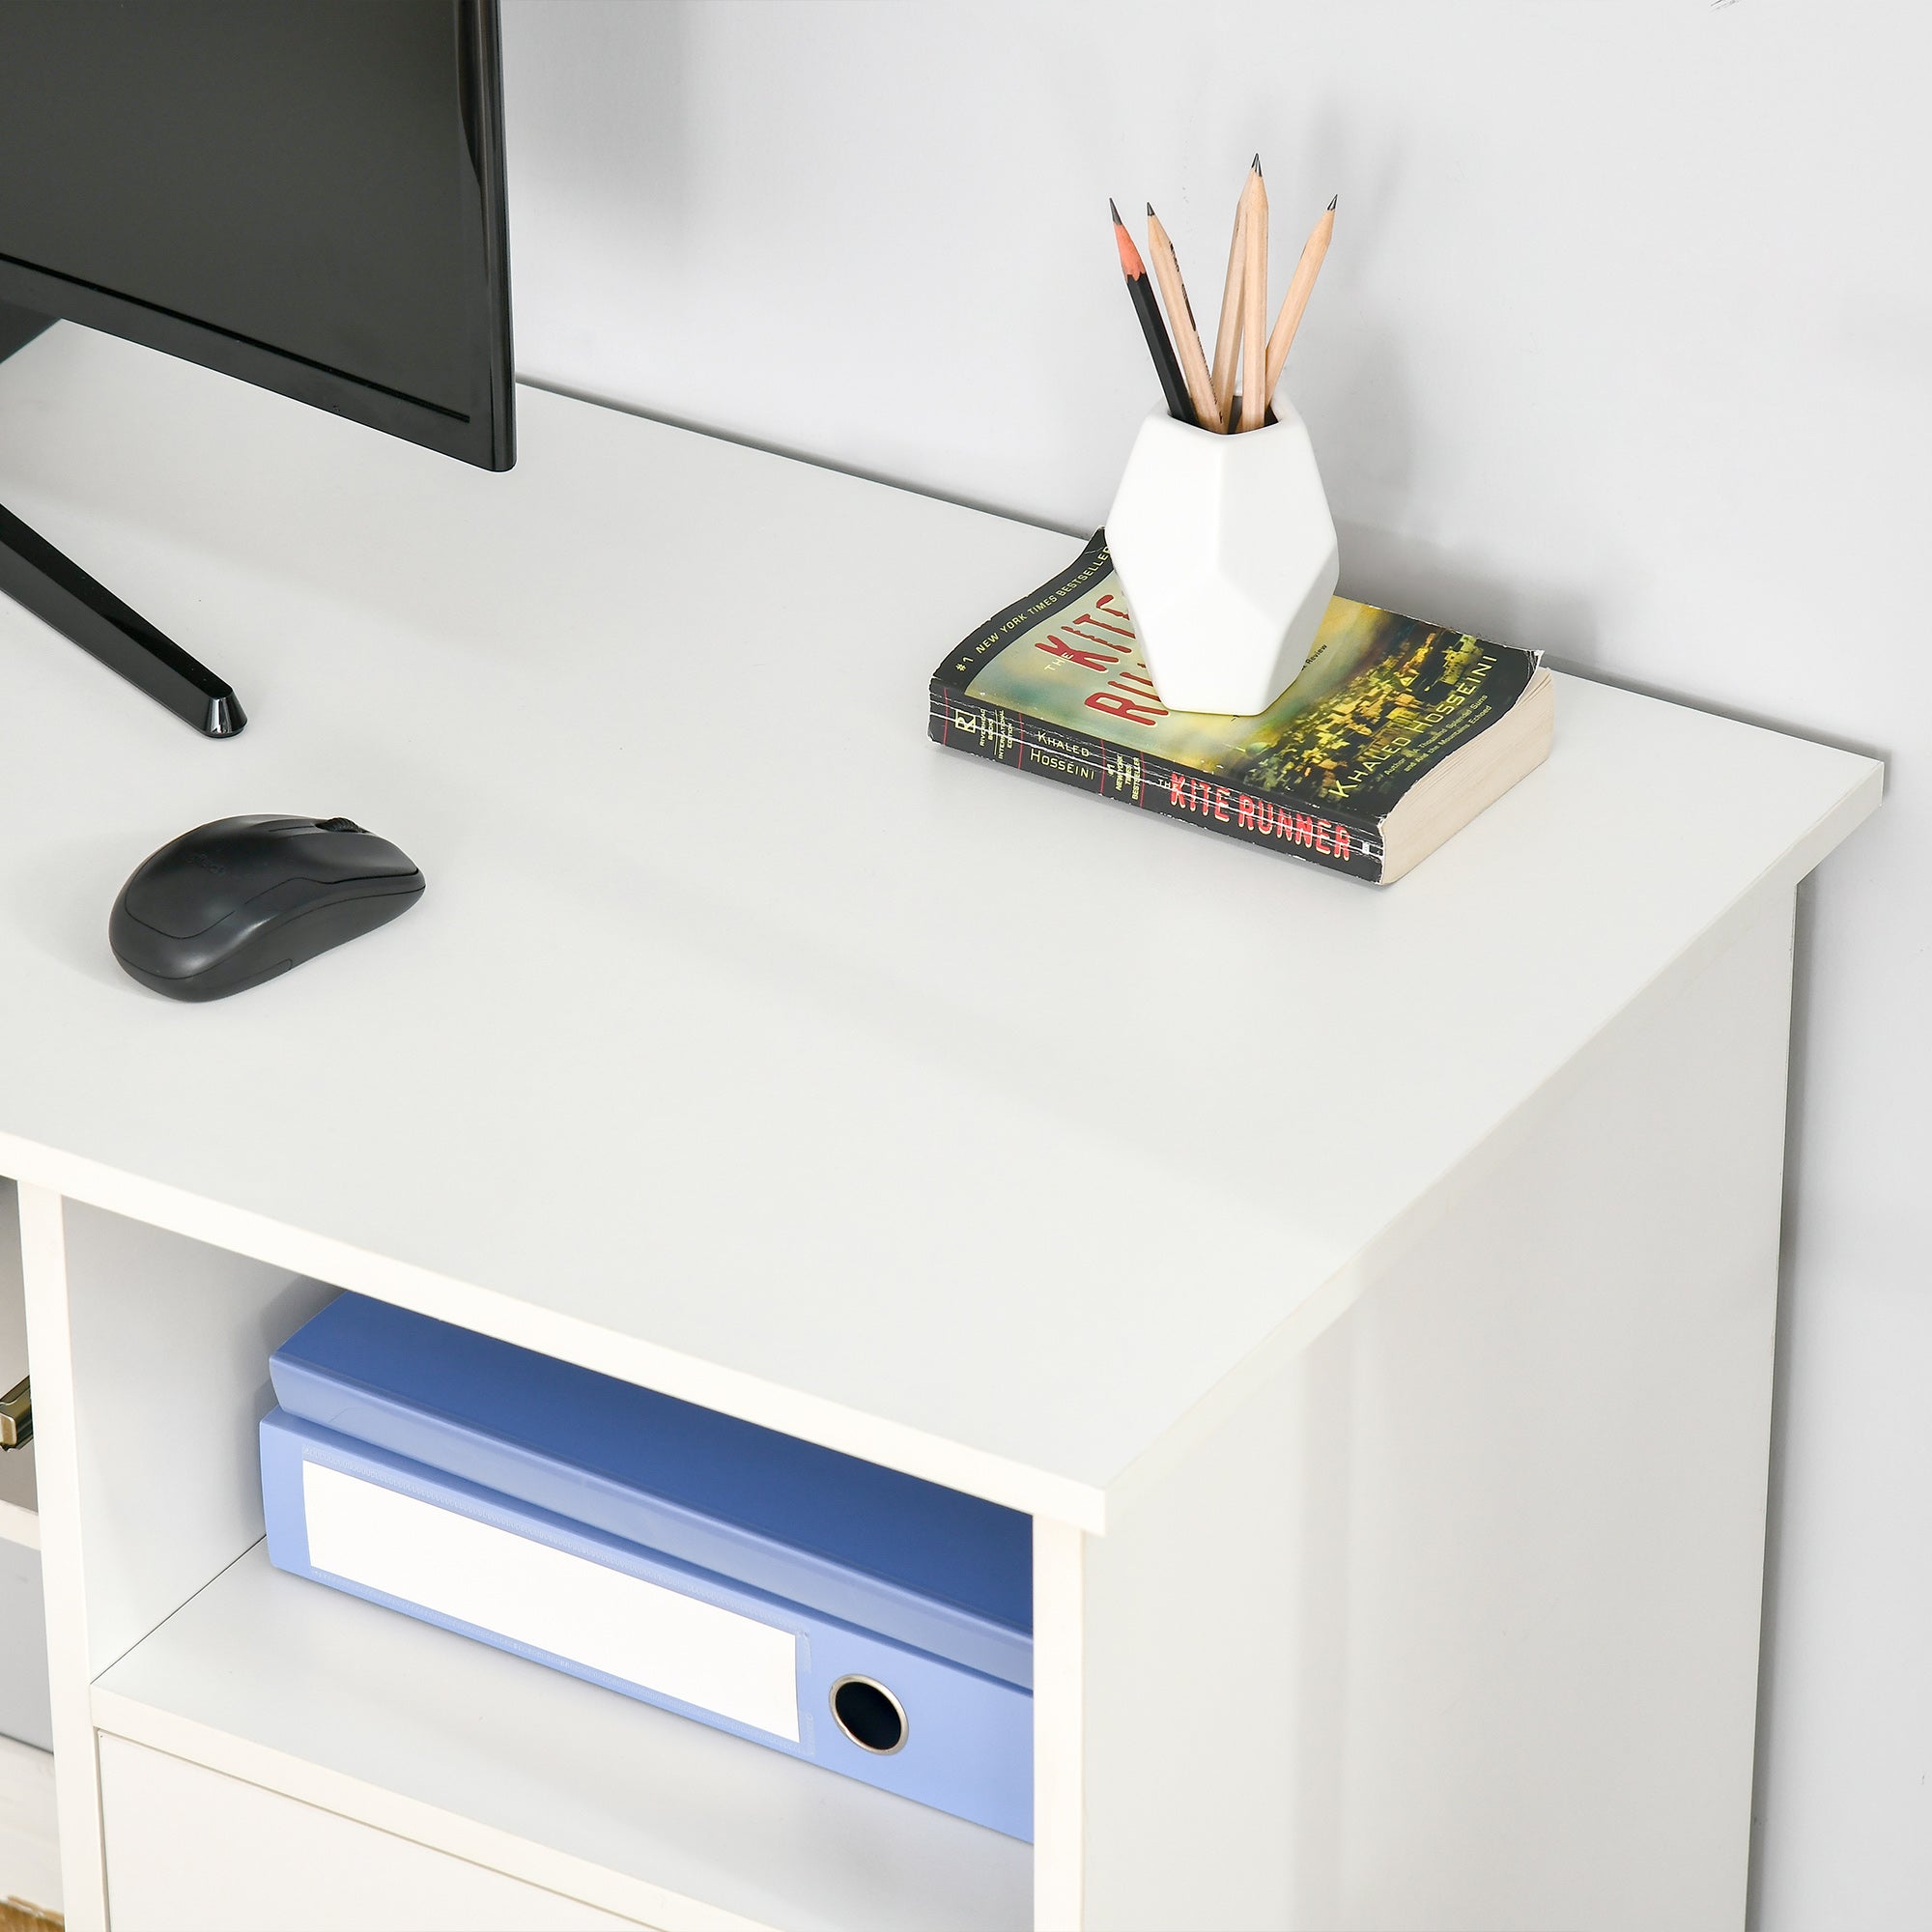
[{"left": 831, "top": 1675, "right": 908, "bottom": 1755}]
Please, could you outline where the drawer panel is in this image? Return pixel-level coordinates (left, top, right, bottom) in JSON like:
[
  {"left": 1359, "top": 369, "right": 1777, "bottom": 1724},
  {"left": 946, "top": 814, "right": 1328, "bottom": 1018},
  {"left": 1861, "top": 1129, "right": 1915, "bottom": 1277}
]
[{"left": 99, "top": 1733, "right": 641, "bottom": 1931}]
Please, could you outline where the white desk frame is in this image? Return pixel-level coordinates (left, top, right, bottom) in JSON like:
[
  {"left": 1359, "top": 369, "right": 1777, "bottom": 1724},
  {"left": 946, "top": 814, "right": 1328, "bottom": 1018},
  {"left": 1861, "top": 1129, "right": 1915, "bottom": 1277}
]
[{"left": 0, "top": 327, "right": 1880, "bottom": 1931}]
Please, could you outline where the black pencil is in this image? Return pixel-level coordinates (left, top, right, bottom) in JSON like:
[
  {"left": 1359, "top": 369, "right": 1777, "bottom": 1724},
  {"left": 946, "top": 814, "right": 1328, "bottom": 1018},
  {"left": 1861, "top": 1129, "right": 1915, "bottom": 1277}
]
[{"left": 1110, "top": 198, "right": 1195, "bottom": 424}]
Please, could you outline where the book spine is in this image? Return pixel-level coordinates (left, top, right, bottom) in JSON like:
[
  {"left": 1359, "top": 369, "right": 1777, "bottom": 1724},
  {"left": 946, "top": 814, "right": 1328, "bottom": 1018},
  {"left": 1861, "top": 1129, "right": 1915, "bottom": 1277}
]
[{"left": 927, "top": 683, "right": 1384, "bottom": 883}]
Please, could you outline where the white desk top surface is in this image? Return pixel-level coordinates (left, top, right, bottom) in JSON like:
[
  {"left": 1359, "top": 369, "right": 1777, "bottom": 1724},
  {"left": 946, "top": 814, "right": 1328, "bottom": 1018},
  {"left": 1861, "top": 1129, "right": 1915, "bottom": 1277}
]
[{"left": 0, "top": 328, "right": 1878, "bottom": 1525}]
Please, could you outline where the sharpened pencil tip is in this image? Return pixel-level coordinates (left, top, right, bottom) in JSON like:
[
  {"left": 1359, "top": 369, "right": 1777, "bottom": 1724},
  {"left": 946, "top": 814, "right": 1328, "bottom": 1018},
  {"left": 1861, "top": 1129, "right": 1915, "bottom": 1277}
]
[
  {"left": 1146, "top": 201, "right": 1155, "bottom": 218},
  {"left": 1109, "top": 197, "right": 1122, "bottom": 224},
  {"left": 1251, "top": 152, "right": 1262, "bottom": 172},
  {"left": 1328, "top": 194, "right": 1338, "bottom": 211}
]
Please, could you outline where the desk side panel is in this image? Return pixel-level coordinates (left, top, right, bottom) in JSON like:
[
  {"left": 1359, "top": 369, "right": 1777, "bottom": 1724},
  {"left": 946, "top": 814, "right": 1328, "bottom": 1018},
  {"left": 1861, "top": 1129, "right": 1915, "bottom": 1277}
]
[
  {"left": 18, "top": 1182, "right": 105, "bottom": 1928},
  {"left": 1079, "top": 883, "right": 1796, "bottom": 1930},
  {"left": 58, "top": 1206, "right": 334, "bottom": 1675}
]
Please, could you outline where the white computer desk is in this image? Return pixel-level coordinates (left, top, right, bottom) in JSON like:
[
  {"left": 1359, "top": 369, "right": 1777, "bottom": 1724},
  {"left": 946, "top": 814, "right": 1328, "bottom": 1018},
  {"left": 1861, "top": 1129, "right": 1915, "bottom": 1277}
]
[{"left": 0, "top": 325, "right": 1880, "bottom": 1931}]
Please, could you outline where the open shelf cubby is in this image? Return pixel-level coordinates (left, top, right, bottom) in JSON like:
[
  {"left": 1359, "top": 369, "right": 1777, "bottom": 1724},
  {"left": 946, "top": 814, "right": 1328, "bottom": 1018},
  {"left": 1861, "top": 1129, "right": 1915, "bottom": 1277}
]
[
  {"left": 54, "top": 1201, "right": 1030, "bottom": 1932},
  {"left": 92, "top": 1544, "right": 1027, "bottom": 1932}
]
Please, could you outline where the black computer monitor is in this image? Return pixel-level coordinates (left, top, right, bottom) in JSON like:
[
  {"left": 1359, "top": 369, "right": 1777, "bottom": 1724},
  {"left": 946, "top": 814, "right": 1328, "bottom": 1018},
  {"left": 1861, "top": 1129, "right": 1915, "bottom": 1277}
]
[{"left": 0, "top": 0, "right": 514, "bottom": 736}]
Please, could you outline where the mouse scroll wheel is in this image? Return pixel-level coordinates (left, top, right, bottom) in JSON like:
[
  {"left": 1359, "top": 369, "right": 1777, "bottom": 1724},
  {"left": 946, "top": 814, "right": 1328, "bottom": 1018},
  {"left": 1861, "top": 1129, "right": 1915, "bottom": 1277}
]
[{"left": 316, "top": 817, "right": 364, "bottom": 834}]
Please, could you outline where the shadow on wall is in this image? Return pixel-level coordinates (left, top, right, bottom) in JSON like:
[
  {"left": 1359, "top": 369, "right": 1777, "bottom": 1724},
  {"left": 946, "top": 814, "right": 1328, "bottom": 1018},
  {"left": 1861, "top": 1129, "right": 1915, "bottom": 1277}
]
[
  {"left": 500, "top": 0, "right": 692, "bottom": 246},
  {"left": 1334, "top": 520, "right": 1599, "bottom": 676},
  {"left": 1337, "top": 518, "right": 1890, "bottom": 780}
]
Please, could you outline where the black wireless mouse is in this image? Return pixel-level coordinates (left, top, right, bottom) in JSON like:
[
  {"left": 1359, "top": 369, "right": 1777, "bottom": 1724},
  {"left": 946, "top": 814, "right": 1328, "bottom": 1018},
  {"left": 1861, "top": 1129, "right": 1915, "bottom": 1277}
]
[{"left": 110, "top": 815, "right": 424, "bottom": 1001}]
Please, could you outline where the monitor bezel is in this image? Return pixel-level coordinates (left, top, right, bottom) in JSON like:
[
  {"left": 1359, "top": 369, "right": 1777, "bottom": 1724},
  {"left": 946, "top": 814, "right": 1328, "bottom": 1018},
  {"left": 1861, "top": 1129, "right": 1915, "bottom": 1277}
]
[{"left": 0, "top": 0, "right": 514, "bottom": 472}]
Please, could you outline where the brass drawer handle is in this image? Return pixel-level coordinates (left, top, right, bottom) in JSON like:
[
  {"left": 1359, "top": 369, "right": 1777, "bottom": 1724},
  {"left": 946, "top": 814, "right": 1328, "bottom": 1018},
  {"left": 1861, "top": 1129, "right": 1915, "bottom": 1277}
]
[{"left": 0, "top": 1375, "right": 29, "bottom": 1451}]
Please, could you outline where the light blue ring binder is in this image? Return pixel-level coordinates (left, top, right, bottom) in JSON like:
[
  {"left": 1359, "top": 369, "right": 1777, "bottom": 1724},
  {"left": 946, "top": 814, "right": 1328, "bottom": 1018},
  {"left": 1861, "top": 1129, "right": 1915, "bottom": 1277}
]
[
  {"left": 270, "top": 1293, "right": 1033, "bottom": 1688},
  {"left": 262, "top": 1409, "right": 1034, "bottom": 1839},
  {"left": 261, "top": 1293, "right": 1036, "bottom": 1839}
]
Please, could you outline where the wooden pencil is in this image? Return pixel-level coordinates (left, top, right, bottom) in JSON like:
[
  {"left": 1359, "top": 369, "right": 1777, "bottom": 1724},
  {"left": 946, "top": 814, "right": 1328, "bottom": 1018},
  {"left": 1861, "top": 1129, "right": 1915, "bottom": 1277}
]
[
  {"left": 1239, "top": 156, "right": 1267, "bottom": 430},
  {"left": 1109, "top": 198, "right": 1195, "bottom": 424},
  {"left": 1145, "top": 202, "right": 1224, "bottom": 433},
  {"left": 1264, "top": 195, "right": 1337, "bottom": 406},
  {"left": 1208, "top": 182, "right": 1249, "bottom": 428}
]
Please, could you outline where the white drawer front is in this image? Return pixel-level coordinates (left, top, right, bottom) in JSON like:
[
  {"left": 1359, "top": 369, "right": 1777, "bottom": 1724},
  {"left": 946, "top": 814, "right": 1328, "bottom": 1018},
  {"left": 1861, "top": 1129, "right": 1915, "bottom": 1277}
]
[{"left": 99, "top": 1733, "right": 641, "bottom": 1931}]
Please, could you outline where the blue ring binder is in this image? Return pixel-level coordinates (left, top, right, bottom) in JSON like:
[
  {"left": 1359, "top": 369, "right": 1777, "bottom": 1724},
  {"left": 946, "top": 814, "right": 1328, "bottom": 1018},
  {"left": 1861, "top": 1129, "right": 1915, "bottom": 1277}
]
[{"left": 262, "top": 1294, "right": 1035, "bottom": 1838}]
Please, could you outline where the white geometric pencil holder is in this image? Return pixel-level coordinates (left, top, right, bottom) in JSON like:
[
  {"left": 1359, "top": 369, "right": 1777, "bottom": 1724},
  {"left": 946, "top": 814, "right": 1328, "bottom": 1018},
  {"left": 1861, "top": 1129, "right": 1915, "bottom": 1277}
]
[{"left": 1105, "top": 402, "right": 1341, "bottom": 717}]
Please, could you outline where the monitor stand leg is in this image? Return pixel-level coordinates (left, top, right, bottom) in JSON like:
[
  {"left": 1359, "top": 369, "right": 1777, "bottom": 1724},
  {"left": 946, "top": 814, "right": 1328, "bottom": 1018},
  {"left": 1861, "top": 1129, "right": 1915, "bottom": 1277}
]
[
  {"left": 0, "top": 502, "right": 246, "bottom": 737},
  {"left": 0, "top": 305, "right": 244, "bottom": 737}
]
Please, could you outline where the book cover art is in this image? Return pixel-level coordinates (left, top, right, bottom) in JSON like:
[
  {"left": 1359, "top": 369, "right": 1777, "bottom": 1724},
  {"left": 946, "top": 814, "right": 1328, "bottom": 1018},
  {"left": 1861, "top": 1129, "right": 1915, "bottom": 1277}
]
[{"left": 929, "top": 530, "right": 1542, "bottom": 880}]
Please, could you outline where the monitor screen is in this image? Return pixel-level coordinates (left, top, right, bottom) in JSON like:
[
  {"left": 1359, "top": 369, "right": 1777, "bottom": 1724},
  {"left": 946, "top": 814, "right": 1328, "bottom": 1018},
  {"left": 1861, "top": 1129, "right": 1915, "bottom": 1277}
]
[{"left": 0, "top": 0, "right": 512, "bottom": 469}]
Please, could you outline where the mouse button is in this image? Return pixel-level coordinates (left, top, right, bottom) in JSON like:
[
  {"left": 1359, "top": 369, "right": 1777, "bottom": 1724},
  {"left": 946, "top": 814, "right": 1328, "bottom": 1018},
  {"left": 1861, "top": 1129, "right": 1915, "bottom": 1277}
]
[
  {"left": 299, "top": 834, "right": 419, "bottom": 881},
  {"left": 191, "top": 813, "right": 302, "bottom": 837},
  {"left": 190, "top": 815, "right": 310, "bottom": 850},
  {"left": 122, "top": 844, "right": 267, "bottom": 939}
]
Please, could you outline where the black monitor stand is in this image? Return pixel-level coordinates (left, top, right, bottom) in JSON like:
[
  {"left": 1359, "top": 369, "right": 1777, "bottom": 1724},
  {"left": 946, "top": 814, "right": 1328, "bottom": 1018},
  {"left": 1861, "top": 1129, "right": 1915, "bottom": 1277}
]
[{"left": 0, "top": 302, "right": 245, "bottom": 737}]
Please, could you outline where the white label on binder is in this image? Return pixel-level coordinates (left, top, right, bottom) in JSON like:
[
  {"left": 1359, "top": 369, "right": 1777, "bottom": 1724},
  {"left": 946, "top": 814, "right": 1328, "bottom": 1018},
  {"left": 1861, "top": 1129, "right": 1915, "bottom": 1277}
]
[{"left": 301, "top": 1461, "right": 801, "bottom": 1741}]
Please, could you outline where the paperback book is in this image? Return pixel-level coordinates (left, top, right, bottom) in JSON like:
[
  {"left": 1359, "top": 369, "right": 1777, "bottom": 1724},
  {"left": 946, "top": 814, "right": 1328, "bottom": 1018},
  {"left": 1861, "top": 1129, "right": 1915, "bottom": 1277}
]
[{"left": 928, "top": 531, "right": 1552, "bottom": 884}]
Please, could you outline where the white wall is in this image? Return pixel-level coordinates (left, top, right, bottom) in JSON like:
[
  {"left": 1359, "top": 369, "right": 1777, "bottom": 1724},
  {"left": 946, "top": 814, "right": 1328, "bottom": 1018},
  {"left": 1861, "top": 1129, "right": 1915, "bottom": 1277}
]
[{"left": 499, "top": 3, "right": 1929, "bottom": 1922}]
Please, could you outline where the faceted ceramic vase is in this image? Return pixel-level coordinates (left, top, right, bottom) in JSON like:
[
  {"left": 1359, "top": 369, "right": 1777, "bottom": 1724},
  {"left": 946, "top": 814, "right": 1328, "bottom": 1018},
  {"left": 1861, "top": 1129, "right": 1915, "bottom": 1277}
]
[{"left": 1105, "top": 403, "right": 1340, "bottom": 716}]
